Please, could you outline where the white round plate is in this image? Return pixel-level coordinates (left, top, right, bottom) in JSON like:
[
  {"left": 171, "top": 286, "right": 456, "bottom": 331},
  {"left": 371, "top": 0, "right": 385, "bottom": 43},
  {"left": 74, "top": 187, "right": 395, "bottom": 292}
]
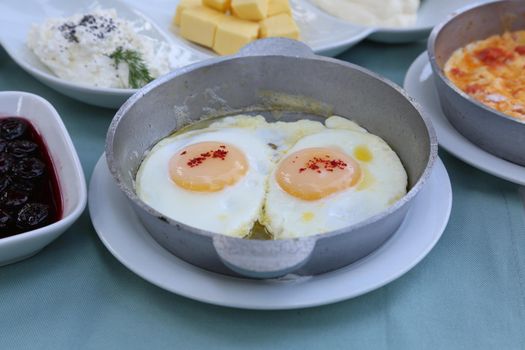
[
  {"left": 89, "top": 155, "right": 452, "bottom": 310},
  {"left": 307, "top": 0, "right": 481, "bottom": 43},
  {"left": 404, "top": 52, "right": 525, "bottom": 186}
]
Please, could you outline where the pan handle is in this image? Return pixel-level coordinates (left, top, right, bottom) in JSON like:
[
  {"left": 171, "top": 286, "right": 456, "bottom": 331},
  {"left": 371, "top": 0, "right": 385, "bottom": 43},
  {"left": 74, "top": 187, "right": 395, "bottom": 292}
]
[
  {"left": 237, "top": 37, "right": 315, "bottom": 58},
  {"left": 212, "top": 235, "right": 316, "bottom": 279}
]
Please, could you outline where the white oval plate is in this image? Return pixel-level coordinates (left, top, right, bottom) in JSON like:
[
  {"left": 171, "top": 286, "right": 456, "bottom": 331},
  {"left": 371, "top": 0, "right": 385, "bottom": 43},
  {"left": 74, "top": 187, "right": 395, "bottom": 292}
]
[
  {"left": 89, "top": 154, "right": 452, "bottom": 310},
  {"left": 404, "top": 52, "right": 525, "bottom": 186}
]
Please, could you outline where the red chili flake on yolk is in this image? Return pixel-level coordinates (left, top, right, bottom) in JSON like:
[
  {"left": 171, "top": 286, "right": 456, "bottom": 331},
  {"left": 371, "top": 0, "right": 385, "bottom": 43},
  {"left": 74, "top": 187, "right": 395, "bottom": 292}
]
[
  {"left": 212, "top": 149, "right": 228, "bottom": 160},
  {"left": 180, "top": 151, "right": 187, "bottom": 155},
  {"left": 186, "top": 146, "right": 229, "bottom": 167},
  {"left": 298, "top": 156, "right": 348, "bottom": 174},
  {"left": 475, "top": 47, "right": 513, "bottom": 66},
  {"left": 186, "top": 156, "right": 207, "bottom": 167}
]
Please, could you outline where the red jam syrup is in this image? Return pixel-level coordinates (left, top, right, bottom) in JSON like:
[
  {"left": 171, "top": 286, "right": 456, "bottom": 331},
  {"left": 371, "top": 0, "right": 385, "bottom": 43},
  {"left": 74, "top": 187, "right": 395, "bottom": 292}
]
[{"left": 0, "top": 117, "right": 62, "bottom": 238}]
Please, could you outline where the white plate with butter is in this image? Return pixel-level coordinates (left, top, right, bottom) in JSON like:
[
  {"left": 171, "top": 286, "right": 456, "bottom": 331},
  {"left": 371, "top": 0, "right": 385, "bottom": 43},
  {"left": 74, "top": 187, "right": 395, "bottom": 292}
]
[
  {"left": 308, "top": 0, "right": 483, "bottom": 43},
  {"left": 131, "top": 0, "right": 372, "bottom": 57}
]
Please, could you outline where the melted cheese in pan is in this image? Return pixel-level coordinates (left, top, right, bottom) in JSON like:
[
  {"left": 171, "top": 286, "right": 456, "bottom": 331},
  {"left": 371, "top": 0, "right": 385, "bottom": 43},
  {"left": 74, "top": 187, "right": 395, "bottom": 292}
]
[{"left": 444, "top": 30, "right": 525, "bottom": 121}]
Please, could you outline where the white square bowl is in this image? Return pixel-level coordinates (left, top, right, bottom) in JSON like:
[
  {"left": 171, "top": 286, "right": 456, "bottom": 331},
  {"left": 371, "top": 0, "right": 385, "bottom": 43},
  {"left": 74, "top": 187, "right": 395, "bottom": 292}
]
[{"left": 0, "top": 91, "right": 87, "bottom": 266}]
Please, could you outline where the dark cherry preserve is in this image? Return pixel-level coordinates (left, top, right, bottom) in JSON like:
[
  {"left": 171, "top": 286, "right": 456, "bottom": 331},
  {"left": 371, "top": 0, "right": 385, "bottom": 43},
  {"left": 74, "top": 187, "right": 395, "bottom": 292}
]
[{"left": 0, "top": 117, "right": 61, "bottom": 238}]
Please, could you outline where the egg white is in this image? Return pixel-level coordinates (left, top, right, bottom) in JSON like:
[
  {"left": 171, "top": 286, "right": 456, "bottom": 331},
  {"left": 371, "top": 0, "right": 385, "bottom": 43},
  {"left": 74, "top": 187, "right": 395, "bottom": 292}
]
[
  {"left": 262, "top": 117, "right": 408, "bottom": 239},
  {"left": 135, "top": 127, "right": 273, "bottom": 238},
  {"left": 209, "top": 115, "right": 325, "bottom": 161}
]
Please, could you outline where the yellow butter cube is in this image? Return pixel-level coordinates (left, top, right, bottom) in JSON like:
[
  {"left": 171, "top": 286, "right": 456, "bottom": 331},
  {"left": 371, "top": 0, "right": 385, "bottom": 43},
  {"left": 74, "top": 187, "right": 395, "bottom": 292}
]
[
  {"left": 174, "top": 0, "right": 202, "bottom": 27},
  {"left": 213, "top": 17, "right": 259, "bottom": 55},
  {"left": 260, "top": 13, "right": 299, "bottom": 40},
  {"left": 203, "top": 0, "right": 231, "bottom": 12},
  {"left": 268, "top": 0, "right": 291, "bottom": 16},
  {"left": 180, "top": 6, "right": 224, "bottom": 48},
  {"left": 231, "top": 0, "right": 268, "bottom": 21}
]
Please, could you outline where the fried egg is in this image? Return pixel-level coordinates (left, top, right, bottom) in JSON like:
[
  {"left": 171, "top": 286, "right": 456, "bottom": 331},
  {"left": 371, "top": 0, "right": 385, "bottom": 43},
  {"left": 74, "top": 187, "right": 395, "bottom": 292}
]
[
  {"left": 135, "top": 126, "right": 273, "bottom": 237},
  {"left": 262, "top": 116, "right": 407, "bottom": 239},
  {"left": 136, "top": 114, "right": 408, "bottom": 240}
]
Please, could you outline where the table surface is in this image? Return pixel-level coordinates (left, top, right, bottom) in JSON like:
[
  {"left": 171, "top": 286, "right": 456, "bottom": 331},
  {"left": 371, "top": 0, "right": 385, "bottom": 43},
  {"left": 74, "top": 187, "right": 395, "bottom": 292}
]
[{"left": 1, "top": 38, "right": 525, "bottom": 350}]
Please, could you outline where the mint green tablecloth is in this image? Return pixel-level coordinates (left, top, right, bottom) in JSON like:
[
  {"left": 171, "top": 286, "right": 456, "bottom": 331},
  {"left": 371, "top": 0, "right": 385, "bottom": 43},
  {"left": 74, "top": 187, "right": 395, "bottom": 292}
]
[{"left": 1, "top": 41, "right": 524, "bottom": 350}]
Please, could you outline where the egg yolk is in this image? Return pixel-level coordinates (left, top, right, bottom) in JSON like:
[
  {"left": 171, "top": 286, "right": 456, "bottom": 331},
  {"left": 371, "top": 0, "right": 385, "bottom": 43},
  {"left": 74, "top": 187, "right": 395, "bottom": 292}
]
[
  {"left": 169, "top": 142, "right": 248, "bottom": 192},
  {"left": 276, "top": 147, "right": 362, "bottom": 201}
]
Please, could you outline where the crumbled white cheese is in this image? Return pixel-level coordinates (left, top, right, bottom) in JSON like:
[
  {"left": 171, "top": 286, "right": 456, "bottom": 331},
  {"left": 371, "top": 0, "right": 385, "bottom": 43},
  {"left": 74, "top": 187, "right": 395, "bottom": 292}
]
[{"left": 27, "top": 8, "right": 170, "bottom": 89}]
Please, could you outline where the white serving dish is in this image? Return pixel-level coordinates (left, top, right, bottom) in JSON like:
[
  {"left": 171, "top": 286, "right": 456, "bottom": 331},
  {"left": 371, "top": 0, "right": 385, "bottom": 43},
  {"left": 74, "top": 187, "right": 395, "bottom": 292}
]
[{"left": 0, "top": 91, "right": 87, "bottom": 266}]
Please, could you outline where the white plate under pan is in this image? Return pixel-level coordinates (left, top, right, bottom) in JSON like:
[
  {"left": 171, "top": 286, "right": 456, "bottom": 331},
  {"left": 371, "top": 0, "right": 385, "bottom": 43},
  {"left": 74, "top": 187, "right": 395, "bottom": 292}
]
[{"left": 89, "top": 154, "right": 452, "bottom": 310}]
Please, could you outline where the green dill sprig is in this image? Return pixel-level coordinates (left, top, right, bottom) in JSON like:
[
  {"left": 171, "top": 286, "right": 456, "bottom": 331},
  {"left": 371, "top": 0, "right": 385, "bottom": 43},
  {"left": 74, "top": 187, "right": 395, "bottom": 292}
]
[{"left": 109, "top": 47, "right": 153, "bottom": 89}]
